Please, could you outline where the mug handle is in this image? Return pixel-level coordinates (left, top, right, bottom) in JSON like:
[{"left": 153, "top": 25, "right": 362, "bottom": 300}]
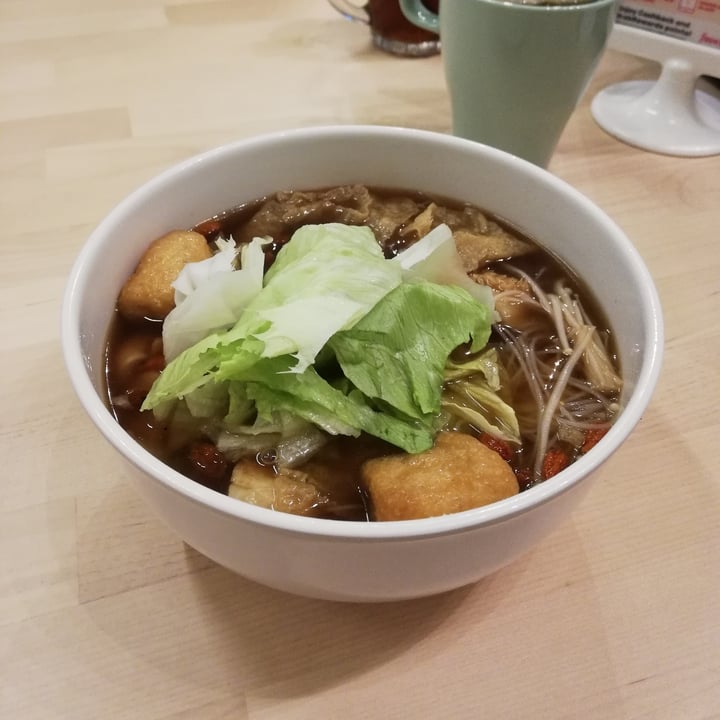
[
  {"left": 399, "top": 0, "right": 440, "bottom": 32},
  {"left": 327, "top": 0, "right": 369, "bottom": 24}
]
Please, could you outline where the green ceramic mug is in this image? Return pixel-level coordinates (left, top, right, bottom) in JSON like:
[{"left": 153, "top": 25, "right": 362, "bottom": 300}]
[{"left": 400, "top": 0, "right": 617, "bottom": 166}]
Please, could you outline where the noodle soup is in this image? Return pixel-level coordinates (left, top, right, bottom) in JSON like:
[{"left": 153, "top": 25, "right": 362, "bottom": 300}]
[{"left": 105, "top": 185, "right": 621, "bottom": 522}]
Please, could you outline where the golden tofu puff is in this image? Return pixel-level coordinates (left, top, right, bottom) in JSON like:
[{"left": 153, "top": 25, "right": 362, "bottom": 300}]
[
  {"left": 118, "top": 230, "right": 212, "bottom": 321},
  {"left": 363, "top": 432, "right": 519, "bottom": 521}
]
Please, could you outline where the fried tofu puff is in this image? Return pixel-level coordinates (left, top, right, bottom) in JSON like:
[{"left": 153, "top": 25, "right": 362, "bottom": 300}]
[
  {"left": 118, "top": 230, "right": 212, "bottom": 321},
  {"left": 363, "top": 432, "right": 518, "bottom": 521}
]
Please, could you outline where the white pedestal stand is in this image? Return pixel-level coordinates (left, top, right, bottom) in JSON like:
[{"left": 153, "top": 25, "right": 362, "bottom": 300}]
[{"left": 592, "top": 25, "right": 720, "bottom": 156}]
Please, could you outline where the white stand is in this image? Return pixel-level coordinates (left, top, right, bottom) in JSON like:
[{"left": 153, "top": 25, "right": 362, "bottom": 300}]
[{"left": 592, "top": 24, "right": 720, "bottom": 156}]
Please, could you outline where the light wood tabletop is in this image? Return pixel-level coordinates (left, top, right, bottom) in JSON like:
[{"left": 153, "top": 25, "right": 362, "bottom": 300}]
[{"left": 2, "top": 1, "right": 719, "bottom": 718}]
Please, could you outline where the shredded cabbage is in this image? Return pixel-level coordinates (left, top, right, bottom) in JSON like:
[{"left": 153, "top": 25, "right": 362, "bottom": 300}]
[
  {"left": 162, "top": 236, "right": 267, "bottom": 361},
  {"left": 441, "top": 349, "right": 521, "bottom": 444}
]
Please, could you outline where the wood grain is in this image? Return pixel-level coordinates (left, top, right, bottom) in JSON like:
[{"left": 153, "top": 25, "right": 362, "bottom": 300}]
[{"left": 1, "top": 1, "right": 719, "bottom": 718}]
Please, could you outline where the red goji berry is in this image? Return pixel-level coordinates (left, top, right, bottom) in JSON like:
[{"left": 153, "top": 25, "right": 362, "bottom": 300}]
[
  {"left": 188, "top": 442, "right": 228, "bottom": 482},
  {"left": 479, "top": 433, "right": 513, "bottom": 462},
  {"left": 542, "top": 447, "right": 570, "bottom": 480},
  {"left": 581, "top": 428, "right": 608, "bottom": 454}
]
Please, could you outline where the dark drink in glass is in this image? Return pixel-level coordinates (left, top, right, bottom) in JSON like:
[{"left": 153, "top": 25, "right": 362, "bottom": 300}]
[
  {"left": 329, "top": 0, "right": 441, "bottom": 56},
  {"left": 367, "top": 0, "right": 440, "bottom": 50}
]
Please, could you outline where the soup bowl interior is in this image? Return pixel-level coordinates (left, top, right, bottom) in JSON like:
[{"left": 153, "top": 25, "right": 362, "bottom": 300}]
[{"left": 62, "top": 126, "right": 663, "bottom": 601}]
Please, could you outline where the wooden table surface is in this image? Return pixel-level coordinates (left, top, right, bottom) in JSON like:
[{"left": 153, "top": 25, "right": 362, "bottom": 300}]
[{"left": 2, "top": 1, "right": 719, "bottom": 718}]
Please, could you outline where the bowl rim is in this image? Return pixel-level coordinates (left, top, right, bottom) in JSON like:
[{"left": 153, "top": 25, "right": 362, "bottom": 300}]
[{"left": 61, "top": 124, "right": 664, "bottom": 541}]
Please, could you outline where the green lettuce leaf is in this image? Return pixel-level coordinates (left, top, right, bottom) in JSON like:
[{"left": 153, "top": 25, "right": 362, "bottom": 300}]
[
  {"left": 227, "top": 356, "right": 435, "bottom": 453},
  {"left": 183, "top": 379, "right": 230, "bottom": 419},
  {"left": 142, "top": 222, "right": 495, "bottom": 454},
  {"left": 143, "top": 223, "right": 401, "bottom": 410},
  {"left": 328, "top": 280, "right": 492, "bottom": 421}
]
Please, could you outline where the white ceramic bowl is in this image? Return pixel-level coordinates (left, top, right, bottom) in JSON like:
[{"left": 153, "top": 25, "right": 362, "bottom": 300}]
[{"left": 62, "top": 126, "right": 663, "bottom": 602}]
